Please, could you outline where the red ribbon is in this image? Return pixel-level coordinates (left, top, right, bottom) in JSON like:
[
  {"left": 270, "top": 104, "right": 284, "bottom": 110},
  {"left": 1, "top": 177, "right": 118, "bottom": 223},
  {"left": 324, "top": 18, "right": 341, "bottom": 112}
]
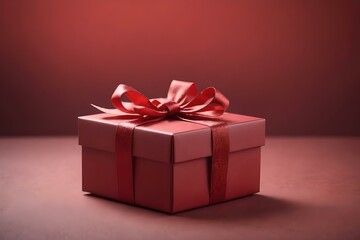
[{"left": 93, "top": 80, "right": 230, "bottom": 204}]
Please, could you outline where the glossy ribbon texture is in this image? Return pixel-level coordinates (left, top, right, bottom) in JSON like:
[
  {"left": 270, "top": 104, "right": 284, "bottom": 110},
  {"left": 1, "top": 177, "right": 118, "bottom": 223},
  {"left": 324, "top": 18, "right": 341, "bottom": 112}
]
[{"left": 93, "top": 80, "right": 230, "bottom": 205}]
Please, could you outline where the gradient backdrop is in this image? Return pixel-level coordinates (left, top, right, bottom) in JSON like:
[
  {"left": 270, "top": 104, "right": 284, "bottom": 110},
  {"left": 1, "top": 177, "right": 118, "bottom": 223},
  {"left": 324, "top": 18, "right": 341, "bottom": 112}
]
[{"left": 1, "top": 0, "right": 359, "bottom": 135}]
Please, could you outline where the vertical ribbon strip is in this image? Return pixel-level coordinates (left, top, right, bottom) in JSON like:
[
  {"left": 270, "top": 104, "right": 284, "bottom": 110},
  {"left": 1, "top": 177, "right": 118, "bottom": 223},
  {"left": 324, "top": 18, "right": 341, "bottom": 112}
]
[{"left": 115, "top": 121, "right": 136, "bottom": 204}]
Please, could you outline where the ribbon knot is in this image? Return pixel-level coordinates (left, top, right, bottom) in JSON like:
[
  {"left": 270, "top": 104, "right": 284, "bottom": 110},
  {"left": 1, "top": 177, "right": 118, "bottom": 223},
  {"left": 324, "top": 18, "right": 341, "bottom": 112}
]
[{"left": 160, "top": 99, "right": 181, "bottom": 116}]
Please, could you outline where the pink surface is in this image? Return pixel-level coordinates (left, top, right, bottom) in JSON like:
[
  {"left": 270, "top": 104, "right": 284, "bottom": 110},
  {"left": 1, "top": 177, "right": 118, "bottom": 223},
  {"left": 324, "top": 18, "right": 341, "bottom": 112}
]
[{"left": 1, "top": 137, "right": 359, "bottom": 239}]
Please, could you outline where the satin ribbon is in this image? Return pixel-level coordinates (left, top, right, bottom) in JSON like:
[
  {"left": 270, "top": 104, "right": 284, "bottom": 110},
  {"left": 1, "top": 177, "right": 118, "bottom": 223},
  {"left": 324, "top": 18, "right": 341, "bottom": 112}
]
[{"left": 93, "top": 80, "right": 230, "bottom": 205}]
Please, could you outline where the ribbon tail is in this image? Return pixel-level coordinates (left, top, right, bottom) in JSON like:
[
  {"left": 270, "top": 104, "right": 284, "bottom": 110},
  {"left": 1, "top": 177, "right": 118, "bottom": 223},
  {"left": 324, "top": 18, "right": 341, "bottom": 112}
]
[{"left": 91, "top": 104, "right": 139, "bottom": 116}]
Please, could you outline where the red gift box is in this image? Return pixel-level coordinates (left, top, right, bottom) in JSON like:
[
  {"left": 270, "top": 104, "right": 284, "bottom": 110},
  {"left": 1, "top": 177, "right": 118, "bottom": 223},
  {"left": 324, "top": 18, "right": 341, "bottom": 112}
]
[{"left": 78, "top": 80, "right": 265, "bottom": 213}]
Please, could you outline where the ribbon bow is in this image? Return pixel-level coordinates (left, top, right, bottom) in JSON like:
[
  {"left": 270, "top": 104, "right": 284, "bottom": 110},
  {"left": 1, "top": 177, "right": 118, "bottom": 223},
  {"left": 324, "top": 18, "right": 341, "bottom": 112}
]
[
  {"left": 93, "top": 80, "right": 230, "bottom": 207},
  {"left": 92, "top": 80, "right": 229, "bottom": 119}
]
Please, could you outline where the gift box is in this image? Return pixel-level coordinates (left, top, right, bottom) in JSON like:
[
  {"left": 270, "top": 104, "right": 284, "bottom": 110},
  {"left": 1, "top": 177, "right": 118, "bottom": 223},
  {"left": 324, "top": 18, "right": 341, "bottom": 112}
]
[{"left": 78, "top": 80, "right": 265, "bottom": 213}]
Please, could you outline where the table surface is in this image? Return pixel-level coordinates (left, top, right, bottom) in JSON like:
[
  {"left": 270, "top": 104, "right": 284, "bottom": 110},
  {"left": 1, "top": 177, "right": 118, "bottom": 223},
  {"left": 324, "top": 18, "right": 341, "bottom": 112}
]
[{"left": 1, "top": 137, "right": 359, "bottom": 240}]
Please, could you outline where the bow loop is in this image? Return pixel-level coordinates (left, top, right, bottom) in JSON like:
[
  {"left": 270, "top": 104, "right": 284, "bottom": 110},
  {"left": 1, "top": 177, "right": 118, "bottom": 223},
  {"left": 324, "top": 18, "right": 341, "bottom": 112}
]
[{"left": 166, "top": 80, "right": 196, "bottom": 105}]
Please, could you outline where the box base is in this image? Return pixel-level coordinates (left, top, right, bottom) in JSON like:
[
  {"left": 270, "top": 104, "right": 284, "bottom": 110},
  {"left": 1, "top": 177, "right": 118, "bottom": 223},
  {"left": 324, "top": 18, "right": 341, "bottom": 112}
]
[{"left": 82, "top": 147, "right": 261, "bottom": 213}]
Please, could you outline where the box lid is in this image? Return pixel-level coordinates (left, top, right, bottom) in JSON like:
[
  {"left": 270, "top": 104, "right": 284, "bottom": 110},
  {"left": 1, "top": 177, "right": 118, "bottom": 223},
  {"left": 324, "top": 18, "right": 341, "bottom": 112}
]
[{"left": 78, "top": 112, "right": 265, "bottom": 163}]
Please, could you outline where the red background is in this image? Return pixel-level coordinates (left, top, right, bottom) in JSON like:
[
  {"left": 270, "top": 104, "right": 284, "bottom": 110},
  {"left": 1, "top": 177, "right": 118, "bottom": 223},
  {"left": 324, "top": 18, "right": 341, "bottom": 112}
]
[{"left": 0, "top": 0, "right": 359, "bottom": 135}]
